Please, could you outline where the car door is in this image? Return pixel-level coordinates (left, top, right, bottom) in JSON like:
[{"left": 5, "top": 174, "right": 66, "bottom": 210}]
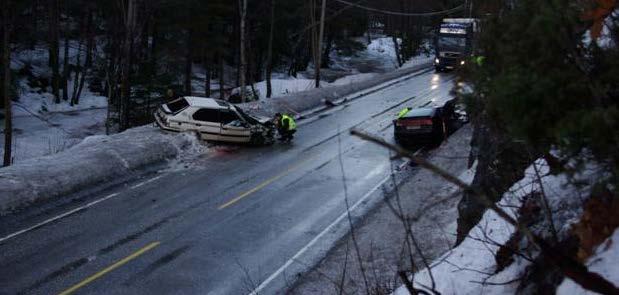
[
  {"left": 191, "top": 108, "right": 222, "bottom": 141},
  {"left": 219, "top": 109, "right": 252, "bottom": 143}
]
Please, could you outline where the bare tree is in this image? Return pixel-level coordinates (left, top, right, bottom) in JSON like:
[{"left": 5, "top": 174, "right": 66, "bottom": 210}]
[
  {"left": 238, "top": 0, "right": 247, "bottom": 102},
  {"left": 265, "top": 0, "right": 276, "bottom": 98},
  {"left": 119, "top": 0, "right": 137, "bottom": 131},
  {"left": 2, "top": 0, "right": 13, "bottom": 166},
  {"left": 315, "top": 0, "right": 327, "bottom": 88},
  {"left": 62, "top": 13, "right": 70, "bottom": 102},
  {"left": 184, "top": 29, "right": 193, "bottom": 96},
  {"left": 49, "top": 0, "right": 61, "bottom": 102},
  {"left": 351, "top": 129, "right": 619, "bottom": 295}
]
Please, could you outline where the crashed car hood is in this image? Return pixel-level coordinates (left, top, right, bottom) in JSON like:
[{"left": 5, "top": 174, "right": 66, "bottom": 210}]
[{"left": 253, "top": 115, "right": 272, "bottom": 124}]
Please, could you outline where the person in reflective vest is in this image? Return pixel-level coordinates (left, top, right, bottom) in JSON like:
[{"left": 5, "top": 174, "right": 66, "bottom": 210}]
[
  {"left": 398, "top": 107, "right": 411, "bottom": 119},
  {"left": 274, "top": 113, "right": 297, "bottom": 142}
]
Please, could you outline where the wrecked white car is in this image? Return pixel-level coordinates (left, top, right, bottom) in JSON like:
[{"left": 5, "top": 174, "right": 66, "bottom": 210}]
[{"left": 154, "top": 96, "right": 275, "bottom": 145}]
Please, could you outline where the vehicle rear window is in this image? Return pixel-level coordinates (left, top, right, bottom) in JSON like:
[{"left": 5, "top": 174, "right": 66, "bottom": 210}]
[
  {"left": 193, "top": 108, "right": 220, "bottom": 122},
  {"left": 166, "top": 98, "right": 190, "bottom": 113},
  {"left": 403, "top": 108, "right": 436, "bottom": 118}
]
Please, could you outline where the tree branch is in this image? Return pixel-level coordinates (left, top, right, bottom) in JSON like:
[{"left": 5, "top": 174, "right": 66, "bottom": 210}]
[{"left": 350, "top": 129, "right": 619, "bottom": 295}]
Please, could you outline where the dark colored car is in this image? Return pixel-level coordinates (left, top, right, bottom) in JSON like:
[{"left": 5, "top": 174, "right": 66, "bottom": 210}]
[{"left": 394, "top": 99, "right": 465, "bottom": 146}]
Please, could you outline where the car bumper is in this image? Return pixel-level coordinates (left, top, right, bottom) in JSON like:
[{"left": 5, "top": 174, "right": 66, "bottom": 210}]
[
  {"left": 394, "top": 130, "right": 441, "bottom": 145},
  {"left": 435, "top": 58, "right": 462, "bottom": 69}
]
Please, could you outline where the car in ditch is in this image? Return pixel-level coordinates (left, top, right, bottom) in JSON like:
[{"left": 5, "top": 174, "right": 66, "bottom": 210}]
[
  {"left": 154, "top": 96, "right": 275, "bottom": 145},
  {"left": 393, "top": 99, "right": 466, "bottom": 146}
]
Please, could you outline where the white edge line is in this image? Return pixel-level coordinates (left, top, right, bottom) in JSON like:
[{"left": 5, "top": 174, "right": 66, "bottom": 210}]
[
  {"left": 0, "top": 192, "right": 119, "bottom": 244},
  {"left": 131, "top": 175, "right": 163, "bottom": 189},
  {"left": 248, "top": 174, "right": 393, "bottom": 295},
  {"left": 1, "top": 175, "right": 164, "bottom": 244}
]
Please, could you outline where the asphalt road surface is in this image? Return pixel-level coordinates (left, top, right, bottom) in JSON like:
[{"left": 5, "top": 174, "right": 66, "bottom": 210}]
[{"left": 0, "top": 69, "right": 455, "bottom": 295}]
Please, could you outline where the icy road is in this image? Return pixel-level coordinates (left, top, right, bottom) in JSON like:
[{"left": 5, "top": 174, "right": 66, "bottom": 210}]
[{"left": 0, "top": 69, "right": 455, "bottom": 295}]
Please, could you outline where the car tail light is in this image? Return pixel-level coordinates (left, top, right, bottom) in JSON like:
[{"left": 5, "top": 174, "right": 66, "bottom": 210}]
[{"left": 397, "top": 119, "right": 433, "bottom": 126}]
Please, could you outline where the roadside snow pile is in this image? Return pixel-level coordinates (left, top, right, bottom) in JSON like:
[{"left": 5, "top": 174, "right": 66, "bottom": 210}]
[
  {"left": 402, "top": 54, "right": 434, "bottom": 69},
  {"left": 331, "top": 73, "right": 378, "bottom": 86},
  {"left": 394, "top": 159, "right": 599, "bottom": 295},
  {"left": 239, "top": 62, "right": 431, "bottom": 117},
  {"left": 557, "top": 228, "right": 619, "bottom": 294},
  {"left": 0, "top": 126, "right": 204, "bottom": 214},
  {"left": 234, "top": 78, "right": 333, "bottom": 100}
]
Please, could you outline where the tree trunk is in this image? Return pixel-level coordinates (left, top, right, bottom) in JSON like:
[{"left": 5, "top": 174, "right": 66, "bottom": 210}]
[
  {"left": 71, "top": 35, "right": 82, "bottom": 105},
  {"left": 266, "top": 0, "right": 275, "bottom": 98},
  {"left": 184, "top": 29, "right": 193, "bottom": 96},
  {"left": 3, "top": 0, "right": 12, "bottom": 166},
  {"left": 238, "top": 0, "right": 247, "bottom": 102},
  {"left": 49, "top": 0, "right": 60, "bottom": 102},
  {"left": 62, "top": 33, "right": 70, "bottom": 101},
  {"left": 120, "top": 0, "right": 136, "bottom": 131},
  {"left": 314, "top": 0, "right": 327, "bottom": 88},
  {"left": 218, "top": 52, "right": 225, "bottom": 100},
  {"left": 84, "top": 9, "right": 94, "bottom": 68},
  {"left": 366, "top": 13, "right": 372, "bottom": 45},
  {"left": 321, "top": 32, "right": 333, "bottom": 69},
  {"left": 204, "top": 49, "right": 211, "bottom": 97},
  {"left": 31, "top": 0, "right": 39, "bottom": 49}
]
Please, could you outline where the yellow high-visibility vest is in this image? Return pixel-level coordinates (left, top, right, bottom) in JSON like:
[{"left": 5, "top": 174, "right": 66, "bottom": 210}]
[
  {"left": 281, "top": 115, "right": 296, "bottom": 130},
  {"left": 398, "top": 108, "right": 411, "bottom": 119}
]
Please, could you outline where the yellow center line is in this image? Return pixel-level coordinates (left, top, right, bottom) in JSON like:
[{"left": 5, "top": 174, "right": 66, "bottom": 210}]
[
  {"left": 218, "top": 157, "right": 314, "bottom": 210},
  {"left": 58, "top": 241, "right": 160, "bottom": 295}
]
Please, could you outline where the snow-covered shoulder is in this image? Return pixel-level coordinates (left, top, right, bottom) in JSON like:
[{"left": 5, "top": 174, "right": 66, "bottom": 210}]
[
  {"left": 0, "top": 125, "right": 208, "bottom": 214},
  {"left": 394, "top": 159, "right": 596, "bottom": 295}
]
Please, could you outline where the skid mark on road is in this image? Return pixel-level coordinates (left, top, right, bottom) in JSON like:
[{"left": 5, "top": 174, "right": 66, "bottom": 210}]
[
  {"left": 17, "top": 210, "right": 186, "bottom": 294},
  {"left": 122, "top": 245, "right": 191, "bottom": 286},
  {"left": 19, "top": 257, "right": 91, "bottom": 294},
  {"left": 218, "top": 156, "right": 315, "bottom": 210}
]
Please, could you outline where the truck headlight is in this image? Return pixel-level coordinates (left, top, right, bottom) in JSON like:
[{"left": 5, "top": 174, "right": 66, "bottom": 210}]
[
  {"left": 460, "top": 60, "right": 465, "bottom": 66},
  {"left": 435, "top": 58, "right": 440, "bottom": 64}
]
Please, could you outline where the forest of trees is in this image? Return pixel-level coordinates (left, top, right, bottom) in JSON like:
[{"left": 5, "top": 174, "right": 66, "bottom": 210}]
[{"left": 1, "top": 0, "right": 462, "bottom": 128}]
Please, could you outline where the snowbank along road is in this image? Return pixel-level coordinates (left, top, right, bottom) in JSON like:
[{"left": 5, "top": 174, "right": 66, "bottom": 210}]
[{"left": 0, "top": 69, "right": 456, "bottom": 295}]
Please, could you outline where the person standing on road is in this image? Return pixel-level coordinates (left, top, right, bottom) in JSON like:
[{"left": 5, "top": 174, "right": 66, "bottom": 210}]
[{"left": 274, "top": 113, "right": 297, "bottom": 142}]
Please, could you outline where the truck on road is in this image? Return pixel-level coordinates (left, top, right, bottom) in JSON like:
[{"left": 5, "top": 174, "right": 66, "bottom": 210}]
[{"left": 434, "top": 18, "right": 479, "bottom": 72}]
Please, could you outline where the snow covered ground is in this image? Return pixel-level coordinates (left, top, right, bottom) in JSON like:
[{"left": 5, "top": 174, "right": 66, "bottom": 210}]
[
  {"left": 231, "top": 36, "right": 433, "bottom": 101},
  {"left": 1, "top": 43, "right": 109, "bottom": 164},
  {"left": 393, "top": 159, "right": 618, "bottom": 295}
]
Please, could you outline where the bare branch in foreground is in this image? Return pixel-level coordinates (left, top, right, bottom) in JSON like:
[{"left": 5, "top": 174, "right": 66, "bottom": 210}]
[{"left": 350, "top": 129, "right": 619, "bottom": 295}]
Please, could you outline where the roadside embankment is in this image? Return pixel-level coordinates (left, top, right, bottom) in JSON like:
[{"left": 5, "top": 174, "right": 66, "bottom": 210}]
[
  {"left": 242, "top": 62, "right": 432, "bottom": 118},
  {"left": 0, "top": 126, "right": 196, "bottom": 215}
]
